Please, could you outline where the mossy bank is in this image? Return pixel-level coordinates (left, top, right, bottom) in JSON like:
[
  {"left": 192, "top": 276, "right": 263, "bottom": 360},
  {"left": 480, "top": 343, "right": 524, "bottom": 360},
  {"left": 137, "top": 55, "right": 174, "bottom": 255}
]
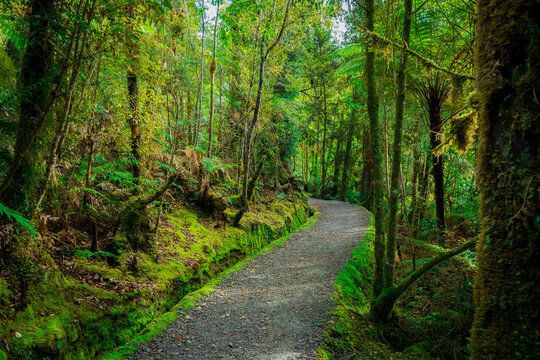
[{"left": 0, "top": 197, "right": 314, "bottom": 360}]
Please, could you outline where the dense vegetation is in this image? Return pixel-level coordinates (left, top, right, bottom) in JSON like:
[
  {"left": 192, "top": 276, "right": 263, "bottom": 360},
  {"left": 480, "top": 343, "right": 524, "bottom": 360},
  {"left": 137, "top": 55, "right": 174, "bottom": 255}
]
[{"left": 0, "top": 0, "right": 538, "bottom": 359}]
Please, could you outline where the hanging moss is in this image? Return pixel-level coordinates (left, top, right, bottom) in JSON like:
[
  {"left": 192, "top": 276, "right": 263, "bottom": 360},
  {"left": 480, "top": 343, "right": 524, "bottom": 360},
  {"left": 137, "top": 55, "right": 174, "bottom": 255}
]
[
  {"left": 450, "top": 110, "right": 478, "bottom": 152},
  {"left": 209, "top": 57, "right": 217, "bottom": 75},
  {"left": 450, "top": 75, "right": 468, "bottom": 105}
]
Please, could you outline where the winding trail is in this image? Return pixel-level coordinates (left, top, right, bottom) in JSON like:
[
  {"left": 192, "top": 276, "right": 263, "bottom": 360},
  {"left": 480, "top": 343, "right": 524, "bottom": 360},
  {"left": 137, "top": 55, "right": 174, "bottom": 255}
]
[{"left": 129, "top": 199, "right": 370, "bottom": 360}]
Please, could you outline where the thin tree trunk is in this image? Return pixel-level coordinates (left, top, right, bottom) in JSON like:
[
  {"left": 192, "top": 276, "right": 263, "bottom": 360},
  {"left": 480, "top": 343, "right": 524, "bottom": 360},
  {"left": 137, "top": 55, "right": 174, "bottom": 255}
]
[
  {"left": 332, "top": 134, "right": 343, "bottom": 196},
  {"left": 127, "top": 4, "right": 141, "bottom": 190},
  {"left": 372, "top": 238, "right": 477, "bottom": 322},
  {"left": 340, "top": 94, "right": 357, "bottom": 201},
  {"left": 412, "top": 154, "right": 429, "bottom": 240},
  {"left": 207, "top": 2, "right": 219, "bottom": 156},
  {"left": 233, "top": 0, "right": 291, "bottom": 225},
  {"left": 383, "top": 0, "right": 412, "bottom": 290},
  {"left": 409, "top": 118, "right": 420, "bottom": 225},
  {"left": 320, "top": 80, "right": 328, "bottom": 196},
  {"left": 194, "top": 1, "right": 205, "bottom": 149}
]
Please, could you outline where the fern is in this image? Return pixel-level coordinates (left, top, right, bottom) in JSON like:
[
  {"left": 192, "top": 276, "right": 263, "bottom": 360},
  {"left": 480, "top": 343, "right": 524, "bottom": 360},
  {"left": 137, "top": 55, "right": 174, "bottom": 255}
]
[
  {"left": 201, "top": 157, "right": 235, "bottom": 173},
  {"left": 0, "top": 202, "right": 38, "bottom": 236}
]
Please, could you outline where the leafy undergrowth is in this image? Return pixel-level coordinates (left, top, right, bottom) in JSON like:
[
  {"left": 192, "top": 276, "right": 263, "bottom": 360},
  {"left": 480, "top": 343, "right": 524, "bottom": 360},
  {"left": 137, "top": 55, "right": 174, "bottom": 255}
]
[
  {"left": 0, "top": 196, "right": 314, "bottom": 360},
  {"left": 318, "top": 213, "right": 475, "bottom": 360}
]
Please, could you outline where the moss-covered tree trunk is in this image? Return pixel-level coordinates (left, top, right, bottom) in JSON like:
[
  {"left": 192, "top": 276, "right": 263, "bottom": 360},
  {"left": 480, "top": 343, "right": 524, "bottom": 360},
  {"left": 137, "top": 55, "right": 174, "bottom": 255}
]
[
  {"left": 358, "top": 126, "right": 373, "bottom": 209},
  {"left": 372, "top": 238, "right": 476, "bottom": 322},
  {"left": 364, "top": 0, "right": 386, "bottom": 300},
  {"left": 471, "top": 1, "right": 540, "bottom": 358},
  {"left": 383, "top": 0, "right": 412, "bottom": 290},
  {"left": 0, "top": 0, "right": 56, "bottom": 216}
]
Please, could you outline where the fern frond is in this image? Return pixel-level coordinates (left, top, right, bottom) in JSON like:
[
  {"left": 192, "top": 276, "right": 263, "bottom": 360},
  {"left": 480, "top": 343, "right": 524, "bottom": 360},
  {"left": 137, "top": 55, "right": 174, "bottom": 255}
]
[{"left": 0, "top": 202, "right": 38, "bottom": 235}]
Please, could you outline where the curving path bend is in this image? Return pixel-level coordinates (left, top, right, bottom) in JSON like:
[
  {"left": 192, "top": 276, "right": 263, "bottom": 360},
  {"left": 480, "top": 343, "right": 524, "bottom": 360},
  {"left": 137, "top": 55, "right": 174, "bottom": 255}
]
[{"left": 128, "top": 199, "right": 370, "bottom": 360}]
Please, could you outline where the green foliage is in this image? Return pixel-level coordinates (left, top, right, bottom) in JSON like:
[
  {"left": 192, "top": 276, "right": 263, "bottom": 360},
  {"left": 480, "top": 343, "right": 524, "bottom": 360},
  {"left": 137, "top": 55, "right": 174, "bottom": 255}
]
[
  {"left": 73, "top": 249, "right": 117, "bottom": 259},
  {"left": 201, "top": 157, "right": 235, "bottom": 173},
  {"left": 0, "top": 202, "right": 38, "bottom": 236}
]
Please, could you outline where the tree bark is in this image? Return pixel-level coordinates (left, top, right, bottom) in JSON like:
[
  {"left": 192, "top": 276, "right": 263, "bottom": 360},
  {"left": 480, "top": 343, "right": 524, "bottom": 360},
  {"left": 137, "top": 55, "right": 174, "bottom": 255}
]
[
  {"left": 430, "top": 107, "right": 445, "bottom": 241},
  {"left": 0, "top": 0, "right": 56, "bottom": 216},
  {"left": 127, "top": 4, "right": 141, "bottom": 189},
  {"left": 358, "top": 126, "right": 373, "bottom": 209},
  {"left": 372, "top": 238, "right": 477, "bottom": 322},
  {"left": 194, "top": 0, "right": 205, "bottom": 149},
  {"left": 207, "top": 2, "right": 220, "bottom": 156},
  {"left": 364, "top": 0, "right": 386, "bottom": 300},
  {"left": 471, "top": 1, "right": 540, "bottom": 358},
  {"left": 383, "top": 0, "right": 413, "bottom": 290}
]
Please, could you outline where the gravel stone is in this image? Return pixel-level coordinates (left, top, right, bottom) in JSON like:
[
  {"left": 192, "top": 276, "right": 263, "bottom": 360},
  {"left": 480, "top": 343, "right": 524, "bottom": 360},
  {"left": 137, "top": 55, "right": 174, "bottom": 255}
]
[{"left": 128, "top": 199, "right": 369, "bottom": 360}]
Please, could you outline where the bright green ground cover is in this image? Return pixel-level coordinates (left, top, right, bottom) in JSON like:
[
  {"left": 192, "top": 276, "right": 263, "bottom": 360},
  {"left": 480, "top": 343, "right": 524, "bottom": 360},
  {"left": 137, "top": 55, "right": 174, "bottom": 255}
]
[{"left": 0, "top": 197, "right": 314, "bottom": 360}]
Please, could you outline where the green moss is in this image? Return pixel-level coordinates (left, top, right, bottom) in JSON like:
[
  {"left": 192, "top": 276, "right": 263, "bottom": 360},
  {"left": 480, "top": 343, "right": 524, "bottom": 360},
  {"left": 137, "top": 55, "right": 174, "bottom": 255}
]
[
  {"left": 1, "top": 198, "right": 313, "bottom": 359},
  {"left": 228, "top": 194, "right": 242, "bottom": 208},
  {"left": 319, "top": 213, "right": 430, "bottom": 359}
]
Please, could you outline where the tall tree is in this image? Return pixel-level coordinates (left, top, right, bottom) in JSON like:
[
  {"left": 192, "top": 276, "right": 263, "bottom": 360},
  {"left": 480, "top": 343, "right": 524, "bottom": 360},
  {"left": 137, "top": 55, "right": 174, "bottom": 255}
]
[
  {"left": 233, "top": 0, "right": 292, "bottom": 225},
  {"left": 0, "top": 0, "right": 57, "bottom": 216},
  {"left": 411, "top": 74, "right": 449, "bottom": 243},
  {"left": 207, "top": 1, "right": 220, "bottom": 156},
  {"left": 363, "top": 0, "right": 386, "bottom": 300},
  {"left": 384, "top": 0, "right": 412, "bottom": 289},
  {"left": 471, "top": 1, "right": 540, "bottom": 358},
  {"left": 126, "top": 1, "right": 142, "bottom": 189}
]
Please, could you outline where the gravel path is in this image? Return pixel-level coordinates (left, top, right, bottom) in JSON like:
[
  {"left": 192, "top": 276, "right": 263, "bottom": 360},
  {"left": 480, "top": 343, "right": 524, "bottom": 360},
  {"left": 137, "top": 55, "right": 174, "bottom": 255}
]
[{"left": 128, "top": 199, "right": 370, "bottom": 360}]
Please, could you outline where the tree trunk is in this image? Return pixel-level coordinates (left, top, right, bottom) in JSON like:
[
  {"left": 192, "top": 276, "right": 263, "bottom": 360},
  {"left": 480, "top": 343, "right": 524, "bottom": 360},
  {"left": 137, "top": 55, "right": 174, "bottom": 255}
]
[
  {"left": 127, "top": 4, "right": 141, "bottom": 189},
  {"left": 234, "top": 0, "right": 291, "bottom": 224},
  {"left": 320, "top": 81, "right": 328, "bottom": 196},
  {"left": 332, "top": 134, "right": 343, "bottom": 197},
  {"left": 207, "top": 2, "right": 219, "bottom": 156},
  {"left": 409, "top": 118, "right": 420, "bottom": 226},
  {"left": 412, "top": 154, "right": 429, "bottom": 240},
  {"left": 365, "top": 0, "right": 386, "bottom": 300},
  {"left": 194, "top": 0, "right": 205, "bottom": 149},
  {"left": 471, "top": 1, "right": 540, "bottom": 358},
  {"left": 339, "top": 94, "right": 357, "bottom": 201},
  {"left": 372, "top": 238, "right": 476, "bottom": 322},
  {"left": 0, "top": 0, "right": 56, "bottom": 216},
  {"left": 358, "top": 126, "right": 373, "bottom": 209},
  {"left": 383, "top": 0, "right": 412, "bottom": 290},
  {"left": 430, "top": 106, "right": 445, "bottom": 242}
]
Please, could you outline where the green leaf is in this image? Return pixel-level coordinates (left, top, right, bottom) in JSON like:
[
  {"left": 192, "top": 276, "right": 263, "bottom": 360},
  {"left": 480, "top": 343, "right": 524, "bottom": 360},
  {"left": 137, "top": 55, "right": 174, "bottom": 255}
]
[{"left": 0, "top": 202, "right": 38, "bottom": 236}]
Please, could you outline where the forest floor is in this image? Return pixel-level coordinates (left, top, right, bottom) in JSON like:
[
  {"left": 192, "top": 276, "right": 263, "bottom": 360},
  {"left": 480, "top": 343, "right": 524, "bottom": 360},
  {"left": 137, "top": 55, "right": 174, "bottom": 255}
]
[{"left": 126, "top": 199, "right": 370, "bottom": 360}]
